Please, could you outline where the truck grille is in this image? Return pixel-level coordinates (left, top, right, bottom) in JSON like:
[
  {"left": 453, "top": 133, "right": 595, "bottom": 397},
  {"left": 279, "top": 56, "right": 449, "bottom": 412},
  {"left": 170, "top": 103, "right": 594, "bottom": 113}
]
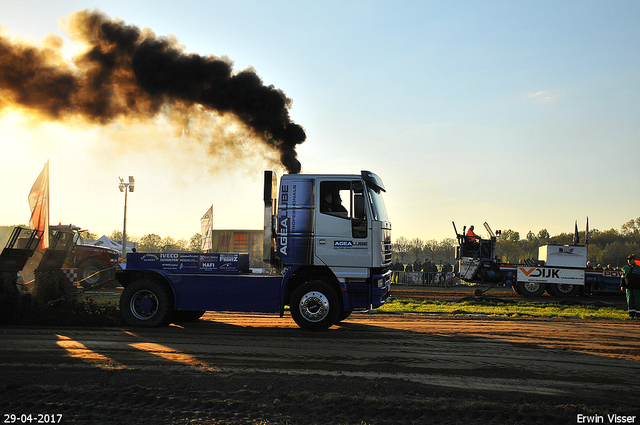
[{"left": 382, "top": 243, "right": 392, "bottom": 266}]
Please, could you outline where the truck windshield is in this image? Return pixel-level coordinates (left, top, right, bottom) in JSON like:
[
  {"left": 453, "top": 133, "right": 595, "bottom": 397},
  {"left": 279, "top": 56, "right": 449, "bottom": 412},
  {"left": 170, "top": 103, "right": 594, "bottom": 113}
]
[{"left": 367, "top": 187, "right": 389, "bottom": 222}]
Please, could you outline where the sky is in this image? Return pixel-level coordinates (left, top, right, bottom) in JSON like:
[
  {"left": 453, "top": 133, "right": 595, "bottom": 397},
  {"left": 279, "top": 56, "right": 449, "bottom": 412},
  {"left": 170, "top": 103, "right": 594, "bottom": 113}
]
[{"left": 1, "top": 0, "right": 639, "bottom": 244}]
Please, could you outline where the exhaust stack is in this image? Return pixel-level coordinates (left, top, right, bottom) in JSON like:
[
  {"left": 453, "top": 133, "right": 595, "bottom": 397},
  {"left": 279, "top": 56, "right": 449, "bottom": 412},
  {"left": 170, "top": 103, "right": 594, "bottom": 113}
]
[{"left": 263, "top": 171, "right": 278, "bottom": 264}]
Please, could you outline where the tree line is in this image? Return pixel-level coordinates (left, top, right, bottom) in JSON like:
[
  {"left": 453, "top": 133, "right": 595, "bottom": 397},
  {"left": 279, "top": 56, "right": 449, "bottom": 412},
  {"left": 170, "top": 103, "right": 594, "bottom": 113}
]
[
  {"left": 80, "top": 217, "right": 640, "bottom": 268},
  {"left": 495, "top": 217, "right": 640, "bottom": 268},
  {"left": 81, "top": 230, "right": 203, "bottom": 253},
  {"left": 392, "top": 217, "right": 640, "bottom": 269},
  {"left": 391, "top": 237, "right": 457, "bottom": 265}
]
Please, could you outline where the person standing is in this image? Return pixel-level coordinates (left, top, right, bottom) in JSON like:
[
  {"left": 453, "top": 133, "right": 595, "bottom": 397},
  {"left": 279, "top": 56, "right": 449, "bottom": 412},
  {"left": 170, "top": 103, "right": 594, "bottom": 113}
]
[
  {"left": 421, "top": 258, "right": 429, "bottom": 285},
  {"left": 427, "top": 260, "right": 436, "bottom": 285},
  {"left": 621, "top": 254, "right": 640, "bottom": 318},
  {"left": 442, "top": 261, "right": 453, "bottom": 287},
  {"left": 391, "top": 259, "right": 403, "bottom": 284},
  {"left": 413, "top": 259, "right": 422, "bottom": 276}
]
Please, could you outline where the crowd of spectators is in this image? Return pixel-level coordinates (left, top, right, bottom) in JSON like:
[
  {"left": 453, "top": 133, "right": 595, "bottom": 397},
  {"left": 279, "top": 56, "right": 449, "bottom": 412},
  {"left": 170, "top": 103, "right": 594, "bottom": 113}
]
[
  {"left": 586, "top": 261, "right": 621, "bottom": 271},
  {"left": 390, "top": 258, "right": 456, "bottom": 286},
  {"left": 390, "top": 257, "right": 623, "bottom": 287}
]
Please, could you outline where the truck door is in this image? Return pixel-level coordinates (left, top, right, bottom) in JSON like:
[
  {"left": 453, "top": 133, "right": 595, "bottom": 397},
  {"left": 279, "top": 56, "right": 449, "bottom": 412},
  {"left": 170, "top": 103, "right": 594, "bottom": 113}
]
[{"left": 314, "top": 180, "right": 371, "bottom": 272}]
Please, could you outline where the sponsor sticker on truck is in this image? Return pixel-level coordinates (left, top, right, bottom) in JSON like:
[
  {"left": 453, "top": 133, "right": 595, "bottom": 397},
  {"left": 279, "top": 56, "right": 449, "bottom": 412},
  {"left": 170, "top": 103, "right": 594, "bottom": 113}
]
[
  {"left": 128, "top": 252, "right": 249, "bottom": 273},
  {"left": 333, "top": 240, "right": 368, "bottom": 250},
  {"left": 517, "top": 266, "right": 585, "bottom": 285}
]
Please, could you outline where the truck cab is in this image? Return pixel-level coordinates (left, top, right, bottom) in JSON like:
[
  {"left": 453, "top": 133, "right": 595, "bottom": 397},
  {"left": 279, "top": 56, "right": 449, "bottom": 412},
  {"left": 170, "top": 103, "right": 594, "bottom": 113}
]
[
  {"left": 454, "top": 222, "right": 502, "bottom": 285},
  {"left": 272, "top": 171, "right": 392, "bottom": 327}
]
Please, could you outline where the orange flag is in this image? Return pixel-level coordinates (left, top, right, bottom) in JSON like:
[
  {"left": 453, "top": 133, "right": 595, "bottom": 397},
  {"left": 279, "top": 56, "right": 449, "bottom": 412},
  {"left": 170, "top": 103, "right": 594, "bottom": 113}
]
[{"left": 28, "top": 161, "right": 49, "bottom": 249}]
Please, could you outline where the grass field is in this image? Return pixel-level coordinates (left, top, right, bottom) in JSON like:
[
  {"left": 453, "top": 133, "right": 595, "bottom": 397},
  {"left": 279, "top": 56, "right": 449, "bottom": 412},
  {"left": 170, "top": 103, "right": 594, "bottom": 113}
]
[
  {"left": 381, "top": 283, "right": 629, "bottom": 320},
  {"left": 378, "top": 297, "right": 628, "bottom": 320}
]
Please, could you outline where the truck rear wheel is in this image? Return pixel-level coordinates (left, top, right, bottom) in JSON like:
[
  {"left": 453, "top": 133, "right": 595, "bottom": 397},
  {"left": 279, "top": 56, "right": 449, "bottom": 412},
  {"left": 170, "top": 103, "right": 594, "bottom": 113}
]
[
  {"left": 120, "top": 279, "right": 173, "bottom": 327},
  {"left": 516, "top": 281, "right": 546, "bottom": 297},
  {"left": 290, "top": 281, "right": 340, "bottom": 331},
  {"left": 546, "top": 283, "right": 580, "bottom": 298}
]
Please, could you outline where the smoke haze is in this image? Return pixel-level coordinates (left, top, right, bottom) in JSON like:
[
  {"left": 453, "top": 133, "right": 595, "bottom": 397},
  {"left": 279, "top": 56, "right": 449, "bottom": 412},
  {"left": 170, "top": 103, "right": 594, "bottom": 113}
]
[{"left": 0, "top": 10, "right": 305, "bottom": 173}]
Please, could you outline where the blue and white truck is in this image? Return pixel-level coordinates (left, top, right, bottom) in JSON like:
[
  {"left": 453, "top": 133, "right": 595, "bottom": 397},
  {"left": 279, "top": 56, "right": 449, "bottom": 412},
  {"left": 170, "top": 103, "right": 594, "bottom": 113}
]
[{"left": 117, "top": 171, "right": 392, "bottom": 330}]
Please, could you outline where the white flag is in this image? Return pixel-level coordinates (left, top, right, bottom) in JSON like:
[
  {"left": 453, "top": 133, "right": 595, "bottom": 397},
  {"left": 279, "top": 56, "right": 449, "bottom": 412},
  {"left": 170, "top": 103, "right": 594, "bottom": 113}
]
[{"left": 200, "top": 205, "right": 213, "bottom": 251}]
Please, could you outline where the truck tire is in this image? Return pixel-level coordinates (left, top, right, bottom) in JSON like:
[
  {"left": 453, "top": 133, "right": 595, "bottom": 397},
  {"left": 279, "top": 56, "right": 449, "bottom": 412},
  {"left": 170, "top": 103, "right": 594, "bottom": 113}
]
[
  {"left": 79, "top": 259, "right": 107, "bottom": 288},
  {"left": 120, "top": 279, "right": 173, "bottom": 327},
  {"left": 290, "top": 281, "right": 340, "bottom": 331},
  {"left": 546, "top": 283, "right": 580, "bottom": 298},
  {"left": 516, "top": 281, "right": 546, "bottom": 297}
]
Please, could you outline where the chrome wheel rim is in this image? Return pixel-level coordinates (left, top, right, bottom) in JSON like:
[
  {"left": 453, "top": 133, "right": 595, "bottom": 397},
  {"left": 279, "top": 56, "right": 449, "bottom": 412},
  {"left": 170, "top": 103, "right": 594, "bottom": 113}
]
[{"left": 299, "top": 291, "right": 330, "bottom": 322}]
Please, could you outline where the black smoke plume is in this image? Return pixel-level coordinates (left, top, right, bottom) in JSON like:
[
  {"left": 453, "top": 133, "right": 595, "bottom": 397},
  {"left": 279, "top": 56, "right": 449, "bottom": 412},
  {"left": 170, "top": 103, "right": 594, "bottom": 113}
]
[{"left": 0, "top": 10, "right": 304, "bottom": 173}]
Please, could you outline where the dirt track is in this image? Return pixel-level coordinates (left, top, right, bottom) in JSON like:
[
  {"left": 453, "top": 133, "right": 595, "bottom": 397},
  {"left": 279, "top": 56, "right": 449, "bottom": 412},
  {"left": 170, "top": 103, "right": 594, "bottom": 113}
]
[{"left": 1, "top": 287, "right": 639, "bottom": 424}]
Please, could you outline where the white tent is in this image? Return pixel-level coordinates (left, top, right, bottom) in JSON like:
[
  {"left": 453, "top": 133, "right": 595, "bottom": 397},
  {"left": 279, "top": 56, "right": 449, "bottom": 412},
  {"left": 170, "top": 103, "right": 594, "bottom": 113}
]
[{"left": 90, "top": 235, "right": 123, "bottom": 251}]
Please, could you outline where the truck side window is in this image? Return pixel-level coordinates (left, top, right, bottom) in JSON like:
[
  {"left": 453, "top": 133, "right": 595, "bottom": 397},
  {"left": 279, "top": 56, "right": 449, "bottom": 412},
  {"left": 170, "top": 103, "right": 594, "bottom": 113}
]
[
  {"left": 352, "top": 188, "right": 367, "bottom": 238},
  {"left": 319, "top": 181, "right": 368, "bottom": 239},
  {"left": 319, "top": 181, "right": 350, "bottom": 218}
]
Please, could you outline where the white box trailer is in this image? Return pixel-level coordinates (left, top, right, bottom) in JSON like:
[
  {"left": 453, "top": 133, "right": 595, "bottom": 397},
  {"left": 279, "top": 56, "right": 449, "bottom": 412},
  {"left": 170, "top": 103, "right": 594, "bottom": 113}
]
[
  {"left": 513, "top": 245, "right": 588, "bottom": 291},
  {"left": 539, "top": 244, "right": 587, "bottom": 268}
]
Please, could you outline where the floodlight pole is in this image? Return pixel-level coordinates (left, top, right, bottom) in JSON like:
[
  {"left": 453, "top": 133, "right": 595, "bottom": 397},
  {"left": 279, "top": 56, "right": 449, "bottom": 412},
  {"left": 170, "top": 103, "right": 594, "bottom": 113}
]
[
  {"left": 119, "top": 176, "right": 135, "bottom": 260},
  {"left": 122, "top": 187, "right": 128, "bottom": 260}
]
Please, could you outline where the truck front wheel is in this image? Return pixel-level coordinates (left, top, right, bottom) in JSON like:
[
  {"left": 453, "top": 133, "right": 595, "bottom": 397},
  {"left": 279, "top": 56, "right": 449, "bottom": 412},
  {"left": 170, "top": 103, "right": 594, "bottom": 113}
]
[
  {"left": 120, "top": 279, "right": 173, "bottom": 327},
  {"left": 290, "top": 281, "right": 340, "bottom": 331}
]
